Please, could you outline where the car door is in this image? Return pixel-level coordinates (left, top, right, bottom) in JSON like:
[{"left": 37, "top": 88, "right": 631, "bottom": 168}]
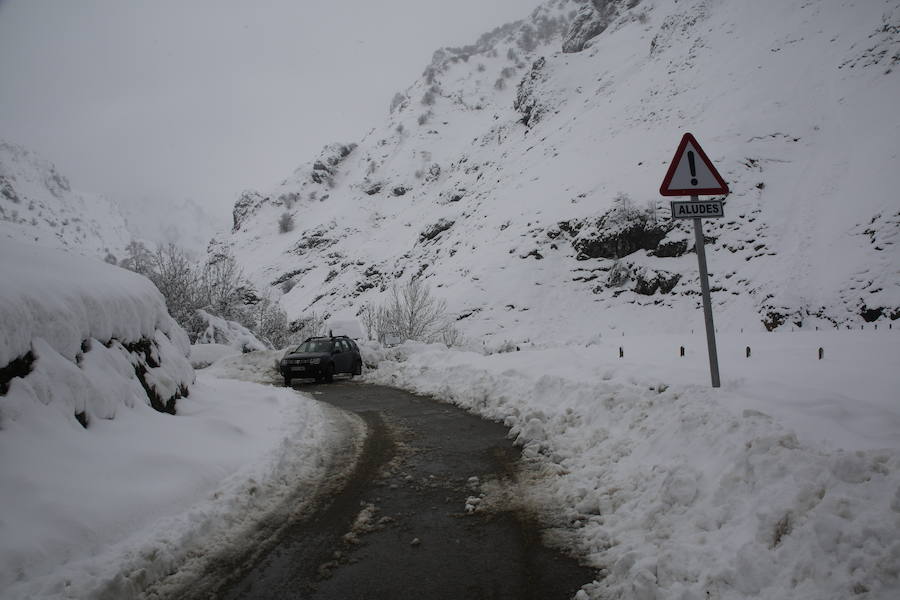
[{"left": 334, "top": 339, "right": 352, "bottom": 374}]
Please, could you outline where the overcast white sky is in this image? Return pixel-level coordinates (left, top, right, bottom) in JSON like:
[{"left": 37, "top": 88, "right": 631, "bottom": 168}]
[{"left": 0, "top": 0, "right": 544, "bottom": 222}]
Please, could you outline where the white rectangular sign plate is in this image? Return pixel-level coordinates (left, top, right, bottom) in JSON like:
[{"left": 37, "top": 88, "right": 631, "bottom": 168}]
[{"left": 670, "top": 199, "right": 725, "bottom": 219}]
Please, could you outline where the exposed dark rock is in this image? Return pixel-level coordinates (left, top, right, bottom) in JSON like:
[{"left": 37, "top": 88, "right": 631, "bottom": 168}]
[
  {"left": 424, "top": 163, "right": 442, "bottom": 183},
  {"left": 356, "top": 265, "right": 384, "bottom": 294},
  {"left": 456, "top": 308, "right": 482, "bottom": 321},
  {"left": 271, "top": 267, "right": 312, "bottom": 287},
  {"left": 653, "top": 229, "right": 691, "bottom": 257},
  {"left": 363, "top": 181, "right": 384, "bottom": 195},
  {"left": 562, "top": 1, "right": 624, "bottom": 53},
  {"left": 570, "top": 206, "right": 671, "bottom": 260},
  {"left": 860, "top": 305, "right": 884, "bottom": 322},
  {"left": 310, "top": 143, "right": 357, "bottom": 187},
  {"left": 514, "top": 57, "right": 548, "bottom": 127},
  {"left": 419, "top": 218, "right": 455, "bottom": 243},
  {"left": 117, "top": 339, "right": 187, "bottom": 414},
  {"left": 0, "top": 176, "right": 19, "bottom": 204},
  {"left": 0, "top": 351, "right": 35, "bottom": 396},
  {"left": 292, "top": 227, "right": 336, "bottom": 255},
  {"left": 762, "top": 310, "right": 788, "bottom": 332},
  {"left": 558, "top": 220, "right": 583, "bottom": 236},
  {"left": 232, "top": 190, "right": 267, "bottom": 232},
  {"left": 633, "top": 268, "right": 681, "bottom": 295},
  {"left": 392, "top": 186, "right": 409, "bottom": 197},
  {"left": 44, "top": 167, "right": 71, "bottom": 198}
]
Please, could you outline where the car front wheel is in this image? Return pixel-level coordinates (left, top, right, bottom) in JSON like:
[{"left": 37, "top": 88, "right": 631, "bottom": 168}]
[{"left": 324, "top": 364, "right": 334, "bottom": 383}]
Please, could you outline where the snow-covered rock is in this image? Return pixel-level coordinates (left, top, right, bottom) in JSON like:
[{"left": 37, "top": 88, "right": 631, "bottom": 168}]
[
  {"left": 0, "top": 237, "right": 193, "bottom": 421},
  {"left": 220, "top": 0, "right": 899, "bottom": 344},
  {"left": 191, "top": 308, "right": 269, "bottom": 353}
]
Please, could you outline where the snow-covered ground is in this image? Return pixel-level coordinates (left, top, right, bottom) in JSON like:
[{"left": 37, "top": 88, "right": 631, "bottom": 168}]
[
  {"left": 366, "top": 329, "right": 900, "bottom": 600},
  {"left": 0, "top": 238, "right": 363, "bottom": 599},
  {"left": 0, "top": 372, "right": 360, "bottom": 600}
]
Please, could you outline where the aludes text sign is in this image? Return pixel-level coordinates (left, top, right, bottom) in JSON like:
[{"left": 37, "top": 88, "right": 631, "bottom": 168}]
[{"left": 670, "top": 199, "right": 725, "bottom": 219}]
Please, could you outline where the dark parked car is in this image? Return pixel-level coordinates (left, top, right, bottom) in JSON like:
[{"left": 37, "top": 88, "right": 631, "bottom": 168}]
[{"left": 280, "top": 336, "right": 362, "bottom": 385}]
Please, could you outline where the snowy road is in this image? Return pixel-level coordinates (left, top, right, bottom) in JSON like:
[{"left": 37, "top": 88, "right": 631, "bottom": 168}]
[{"left": 175, "top": 381, "right": 593, "bottom": 600}]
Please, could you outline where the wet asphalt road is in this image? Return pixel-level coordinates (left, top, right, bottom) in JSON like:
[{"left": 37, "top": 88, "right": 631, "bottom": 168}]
[{"left": 184, "top": 380, "right": 594, "bottom": 600}]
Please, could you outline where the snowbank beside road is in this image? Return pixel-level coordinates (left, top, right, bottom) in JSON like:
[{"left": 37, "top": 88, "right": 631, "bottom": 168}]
[
  {"left": 0, "top": 238, "right": 193, "bottom": 419},
  {"left": 0, "top": 239, "right": 364, "bottom": 599},
  {"left": 366, "top": 331, "right": 900, "bottom": 600},
  {"left": 0, "top": 372, "right": 360, "bottom": 600}
]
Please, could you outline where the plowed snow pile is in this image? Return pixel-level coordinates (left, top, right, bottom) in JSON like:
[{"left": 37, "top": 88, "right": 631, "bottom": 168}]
[{"left": 368, "top": 331, "right": 900, "bottom": 599}]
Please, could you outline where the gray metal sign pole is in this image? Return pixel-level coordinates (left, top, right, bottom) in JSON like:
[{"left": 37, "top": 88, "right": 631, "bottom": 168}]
[{"left": 691, "top": 194, "right": 721, "bottom": 388}]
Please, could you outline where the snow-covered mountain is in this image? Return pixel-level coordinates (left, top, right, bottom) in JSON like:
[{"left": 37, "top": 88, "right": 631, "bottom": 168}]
[
  {"left": 0, "top": 141, "right": 224, "bottom": 260},
  {"left": 221, "top": 0, "right": 899, "bottom": 343},
  {"left": 0, "top": 141, "right": 132, "bottom": 260}
]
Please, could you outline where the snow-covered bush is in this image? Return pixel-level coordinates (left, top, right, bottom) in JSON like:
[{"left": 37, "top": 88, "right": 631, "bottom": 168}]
[
  {"left": 190, "top": 309, "right": 268, "bottom": 353},
  {"left": 120, "top": 242, "right": 291, "bottom": 348}
]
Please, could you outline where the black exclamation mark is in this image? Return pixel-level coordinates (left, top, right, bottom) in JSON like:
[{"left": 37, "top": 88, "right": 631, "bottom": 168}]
[{"left": 688, "top": 150, "right": 698, "bottom": 186}]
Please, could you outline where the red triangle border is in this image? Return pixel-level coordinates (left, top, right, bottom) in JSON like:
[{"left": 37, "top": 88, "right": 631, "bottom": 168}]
[{"left": 659, "top": 132, "right": 730, "bottom": 197}]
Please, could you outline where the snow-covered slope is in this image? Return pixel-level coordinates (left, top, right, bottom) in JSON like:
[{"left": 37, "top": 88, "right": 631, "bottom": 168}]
[
  {"left": 0, "top": 141, "right": 132, "bottom": 260},
  {"left": 221, "top": 0, "right": 899, "bottom": 343}
]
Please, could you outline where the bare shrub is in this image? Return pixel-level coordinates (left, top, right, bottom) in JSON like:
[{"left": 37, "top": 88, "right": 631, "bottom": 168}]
[
  {"left": 200, "top": 252, "right": 246, "bottom": 321},
  {"left": 149, "top": 243, "right": 202, "bottom": 326},
  {"left": 441, "top": 325, "right": 465, "bottom": 347},
  {"left": 248, "top": 293, "right": 289, "bottom": 349},
  {"left": 363, "top": 278, "right": 454, "bottom": 344},
  {"left": 278, "top": 212, "right": 295, "bottom": 234}
]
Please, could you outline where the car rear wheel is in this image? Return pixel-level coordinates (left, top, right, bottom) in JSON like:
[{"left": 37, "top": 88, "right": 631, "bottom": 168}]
[
  {"left": 284, "top": 376, "right": 291, "bottom": 387},
  {"left": 354, "top": 360, "right": 362, "bottom": 376}
]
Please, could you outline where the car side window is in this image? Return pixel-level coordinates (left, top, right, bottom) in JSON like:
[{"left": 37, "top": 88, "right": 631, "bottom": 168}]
[{"left": 337, "top": 340, "right": 348, "bottom": 353}]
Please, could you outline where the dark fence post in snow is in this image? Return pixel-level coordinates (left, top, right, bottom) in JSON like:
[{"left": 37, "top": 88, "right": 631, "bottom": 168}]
[
  {"left": 619, "top": 347, "right": 624, "bottom": 358},
  {"left": 818, "top": 347, "right": 824, "bottom": 360},
  {"left": 680, "top": 346, "right": 685, "bottom": 357},
  {"left": 746, "top": 346, "right": 751, "bottom": 358}
]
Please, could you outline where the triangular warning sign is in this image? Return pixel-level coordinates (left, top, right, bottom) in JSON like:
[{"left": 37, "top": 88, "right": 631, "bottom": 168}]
[{"left": 660, "top": 133, "right": 729, "bottom": 197}]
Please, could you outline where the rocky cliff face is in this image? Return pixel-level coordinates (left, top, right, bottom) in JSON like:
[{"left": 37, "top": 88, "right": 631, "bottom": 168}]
[{"left": 220, "top": 0, "right": 900, "bottom": 343}]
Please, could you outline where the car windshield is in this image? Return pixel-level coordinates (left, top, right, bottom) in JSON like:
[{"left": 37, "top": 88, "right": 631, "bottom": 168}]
[{"left": 294, "top": 340, "right": 332, "bottom": 354}]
